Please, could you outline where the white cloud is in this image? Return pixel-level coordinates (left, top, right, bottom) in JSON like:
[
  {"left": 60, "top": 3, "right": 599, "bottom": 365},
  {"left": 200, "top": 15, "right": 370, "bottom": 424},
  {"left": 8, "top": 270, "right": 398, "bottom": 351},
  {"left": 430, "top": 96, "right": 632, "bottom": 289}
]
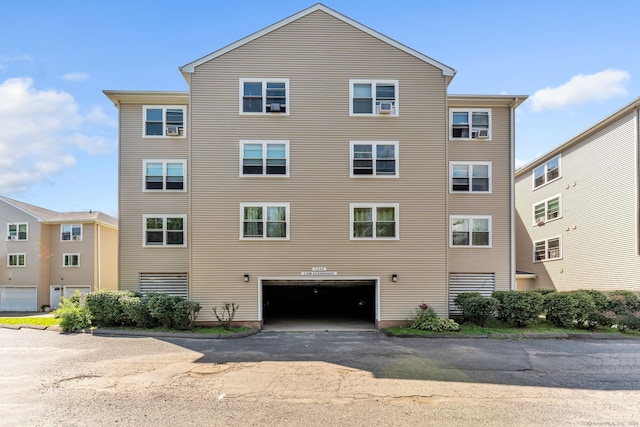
[
  {"left": 530, "top": 69, "right": 630, "bottom": 112},
  {"left": 62, "top": 72, "right": 90, "bottom": 82},
  {"left": 515, "top": 158, "right": 528, "bottom": 169},
  {"left": 0, "top": 77, "right": 114, "bottom": 193}
]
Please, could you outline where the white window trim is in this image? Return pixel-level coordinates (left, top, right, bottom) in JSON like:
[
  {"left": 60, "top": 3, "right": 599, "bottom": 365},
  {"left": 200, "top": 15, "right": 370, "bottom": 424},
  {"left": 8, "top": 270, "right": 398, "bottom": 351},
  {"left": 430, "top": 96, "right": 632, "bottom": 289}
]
[
  {"left": 240, "top": 203, "right": 290, "bottom": 240},
  {"left": 7, "top": 223, "right": 28, "bottom": 241},
  {"left": 449, "top": 215, "right": 493, "bottom": 248},
  {"left": 7, "top": 253, "right": 26, "bottom": 267},
  {"left": 532, "top": 194, "right": 562, "bottom": 226},
  {"left": 239, "top": 78, "right": 290, "bottom": 115},
  {"left": 239, "top": 141, "right": 290, "bottom": 178},
  {"left": 449, "top": 108, "right": 492, "bottom": 140},
  {"left": 60, "top": 224, "right": 83, "bottom": 242},
  {"left": 532, "top": 155, "right": 562, "bottom": 190},
  {"left": 349, "top": 80, "right": 399, "bottom": 116},
  {"left": 63, "top": 253, "right": 80, "bottom": 268},
  {"left": 350, "top": 203, "right": 400, "bottom": 240},
  {"left": 142, "top": 159, "right": 187, "bottom": 192},
  {"left": 142, "top": 214, "right": 188, "bottom": 248},
  {"left": 533, "top": 236, "right": 562, "bottom": 262},
  {"left": 350, "top": 141, "right": 399, "bottom": 178},
  {"left": 142, "top": 105, "right": 187, "bottom": 139},
  {"left": 449, "top": 161, "right": 492, "bottom": 193}
]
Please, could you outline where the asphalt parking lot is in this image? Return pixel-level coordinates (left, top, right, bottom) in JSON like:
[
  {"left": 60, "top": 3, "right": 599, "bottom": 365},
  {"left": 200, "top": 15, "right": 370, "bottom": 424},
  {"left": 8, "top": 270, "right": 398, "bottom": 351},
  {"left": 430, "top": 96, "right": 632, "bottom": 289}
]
[{"left": 2, "top": 328, "right": 640, "bottom": 426}]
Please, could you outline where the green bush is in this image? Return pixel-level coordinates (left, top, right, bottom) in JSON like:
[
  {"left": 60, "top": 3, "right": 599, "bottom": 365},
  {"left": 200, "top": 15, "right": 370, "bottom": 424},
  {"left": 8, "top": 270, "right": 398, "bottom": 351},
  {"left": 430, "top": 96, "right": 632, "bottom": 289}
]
[
  {"left": 570, "top": 291, "right": 598, "bottom": 327},
  {"left": 544, "top": 293, "right": 577, "bottom": 328},
  {"left": 585, "top": 311, "right": 616, "bottom": 330},
  {"left": 493, "top": 290, "right": 544, "bottom": 327},
  {"left": 412, "top": 317, "right": 460, "bottom": 332},
  {"left": 171, "top": 299, "right": 201, "bottom": 330},
  {"left": 57, "top": 290, "right": 92, "bottom": 332},
  {"left": 85, "top": 290, "right": 136, "bottom": 327},
  {"left": 607, "top": 291, "right": 639, "bottom": 314},
  {"left": 579, "top": 290, "right": 609, "bottom": 312},
  {"left": 453, "top": 292, "right": 482, "bottom": 311},
  {"left": 121, "top": 295, "right": 157, "bottom": 328},
  {"left": 147, "top": 294, "right": 181, "bottom": 328},
  {"left": 532, "top": 288, "right": 556, "bottom": 296},
  {"left": 459, "top": 296, "right": 498, "bottom": 327}
]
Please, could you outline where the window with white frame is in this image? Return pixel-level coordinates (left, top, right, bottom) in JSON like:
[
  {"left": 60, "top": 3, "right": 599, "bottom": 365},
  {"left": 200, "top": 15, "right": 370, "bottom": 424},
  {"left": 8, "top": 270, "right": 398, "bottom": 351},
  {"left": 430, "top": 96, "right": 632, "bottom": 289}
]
[
  {"left": 533, "top": 195, "right": 561, "bottom": 225},
  {"left": 61, "top": 224, "right": 82, "bottom": 241},
  {"left": 143, "top": 215, "right": 186, "bottom": 247},
  {"left": 350, "top": 80, "right": 398, "bottom": 116},
  {"left": 240, "top": 141, "right": 289, "bottom": 176},
  {"left": 534, "top": 236, "right": 561, "bottom": 262},
  {"left": 7, "top": 253, "right": 25, "bottom": 267},
  {"left": 143, "top": 106, "right": 186, "bottom": 137},
  {"left": 240, "top": 79, "right": 289, "bottom": 114},
  {"left": 350, "top": 142, "right": 398, "bottom": 177},
  {"left": 63, "top": 253, "right": 80, "bottom": 267},
  {"left": 450, "top": 162, "right": 491, "bottom": 192},
  {"left": 450, "top": 109, "right": 491, "bottom": 140},
  {"left": 533, "top": 156, "right": 561, "bottom": 189},
  {"left": 350, "top": 203, "right": 399, "bottom": 240},
  {"left": 450, "top": 216, "right": 491, "bottom": 247},
  {"left": 7, "top": 223, "right": 28, "bottom": 241},
  {"left": 143, "top": 160, "right": 186, "bottom": 191},
  {"left": 241, "top": 203, "right": 289, "bottom": 239}
]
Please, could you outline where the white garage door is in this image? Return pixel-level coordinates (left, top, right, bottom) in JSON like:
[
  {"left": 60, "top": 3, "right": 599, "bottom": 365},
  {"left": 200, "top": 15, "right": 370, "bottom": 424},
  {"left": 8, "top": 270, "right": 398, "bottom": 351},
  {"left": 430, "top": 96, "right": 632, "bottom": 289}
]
[
  {"left": 63, "top": 286, "right": 92, "bottom": 299},
  {"left": 0, "top": 286, "right": 38, "bottom": 311}
]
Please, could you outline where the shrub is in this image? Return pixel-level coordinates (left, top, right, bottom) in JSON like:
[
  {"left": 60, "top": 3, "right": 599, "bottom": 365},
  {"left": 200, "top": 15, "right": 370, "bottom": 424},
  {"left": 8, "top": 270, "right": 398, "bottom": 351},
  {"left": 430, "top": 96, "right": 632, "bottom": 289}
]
[
  {"left": 453, "top": 292, "right": 482, "bottom": 311},
  {"left": 532, "top": 288, "right": 556, "bottom": 296},
  {"left": 493, "top": 290, "right": 544, "bottom": 327},
  {"left": 459, "top": 296, "right": 498, "bottom": 327},
  {"left": 570, "top": 291, "right": 598, "bottom": 327},
  {"left": 413, "top": 318, "right": 460, "bottom": 332},
  {"left": 616, "top": 313, "right": 640, "bottom": 332},
  {"left": 585, "top": 311, "right": 616, "bottom": 330},
  {"left": 579, "top": 290, "right": 609, "bottom": 312},
  {"left": 121, "top": 295, "right": 156, "bottom": 328},
  {"left": 607, "top": 291, "right": 639, "bottom": 314},
  {"left": 171, "top": 299, "right": 201, "bottom": 330},
  {"left": 85, "top": 290, "right": 136, "bottom": 327},
  {"left": 212, "top": 303, "right": 239, "bottom": 330},
  {"left": 57, "top": 290, "right": 92, "bottom": 332},
  {"left": 147, "top": 294, "right": 181, "bottom": 328},
  {"left": 544, "top": 292, "right": 578, "bottom": 328}
]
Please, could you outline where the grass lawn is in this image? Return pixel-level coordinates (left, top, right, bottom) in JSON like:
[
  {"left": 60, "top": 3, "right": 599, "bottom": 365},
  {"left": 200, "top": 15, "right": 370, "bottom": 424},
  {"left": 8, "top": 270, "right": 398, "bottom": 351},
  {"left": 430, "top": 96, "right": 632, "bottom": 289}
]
[
  {"left": 386, "top": 319, "right": 640, "bottom": 337},
  {"left": 0, "top": 317, "right": 61, "bottom": 327}
]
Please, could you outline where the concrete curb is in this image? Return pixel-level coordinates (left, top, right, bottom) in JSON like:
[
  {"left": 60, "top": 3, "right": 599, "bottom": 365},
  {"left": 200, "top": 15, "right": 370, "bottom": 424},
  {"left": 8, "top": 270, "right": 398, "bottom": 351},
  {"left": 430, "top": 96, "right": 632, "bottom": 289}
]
[
  {"left": 91, "top": 327, "right": 261, "bottom": 340},
  {"left": 384, "top": 330, "right": 639, "bottom": 340}
]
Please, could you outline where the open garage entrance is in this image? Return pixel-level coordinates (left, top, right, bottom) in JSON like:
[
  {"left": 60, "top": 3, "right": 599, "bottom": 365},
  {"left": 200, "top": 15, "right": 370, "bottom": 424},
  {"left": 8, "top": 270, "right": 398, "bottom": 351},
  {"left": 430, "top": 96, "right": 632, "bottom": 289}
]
[{"left": 261, "top": 279, "right": 377, "bottom": 330}]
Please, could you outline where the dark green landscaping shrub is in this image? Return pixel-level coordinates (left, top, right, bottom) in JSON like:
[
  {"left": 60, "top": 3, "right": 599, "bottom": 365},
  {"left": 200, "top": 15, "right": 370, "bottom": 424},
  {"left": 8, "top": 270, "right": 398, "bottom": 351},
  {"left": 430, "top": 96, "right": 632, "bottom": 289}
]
[
  {"left": 453, "top": 292, "right": 482, "bottom": 310},
  {"left": 616, "top": 313, "right": 640, "bottom": 333},
  {"left": 409, "top": 304, "right": 460, "bottom": 332},
  {"left": 544, "top": 292, "right": 578, "bottom": 328},
  {"left": 607, "top": 291, "right": 639, "bottom": 314},
  {"left": 532, "top": 288, "right": 556, "bottom": 296},
  {"left": 147, "top": 294, "right": 181, "bottom": 328},
  {"left": 570, "top": 291, "right": 598, "bottom": 326},
  {"left": 121, "top": 294, "right": 157, "bottom": 328},
  {"left": 171, "top": 299, "right": 201, "bottom": 330},
  {"left": 85, "top": 290, "right": 136, "bottom": 327},
  {"left": 585, "top": 311, "right": 616, "bottom": 330},
  {"left": 579, "top": 290, "right": 609, "bottom": 312},
  {"left": 458, "top": 296, "right": 498, "bottom": 327},
  {"left": 57, "top": 290, "right": 92, "bottom": 332},
  {"left": 492, "top": 290, "right": 544, "bottom": 327}
]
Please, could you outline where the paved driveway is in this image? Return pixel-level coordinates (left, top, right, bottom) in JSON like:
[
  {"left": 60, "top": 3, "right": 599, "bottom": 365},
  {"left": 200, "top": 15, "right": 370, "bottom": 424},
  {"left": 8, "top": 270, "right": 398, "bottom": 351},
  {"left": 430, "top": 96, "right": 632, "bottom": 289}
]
[{"left": 2, "top": 328, "right": 640, "bottom": 426}]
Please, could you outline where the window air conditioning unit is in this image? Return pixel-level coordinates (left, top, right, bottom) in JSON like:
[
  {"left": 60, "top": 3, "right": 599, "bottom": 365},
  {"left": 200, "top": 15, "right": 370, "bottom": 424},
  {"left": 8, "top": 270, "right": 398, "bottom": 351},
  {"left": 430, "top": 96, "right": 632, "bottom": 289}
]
[
  {"left": 268, "top": 103, "right": 282, "bottom": 113},
  {"left": 73, "top": 235, "right": 81, "bottom": 241},
  {"left": 7, "top": 235, "right": 14, "bottom": 240},
  {"left": 166, "top": 125, "right": 180, "bottom": 136},
  {"left": 536, "top": 220, "right": 545, "bottom": 226},
  {"left": 379, "top": 102, "right": 393, "bottom": 114},
  {"left": 475, "top": 129, "right": 489, "bottom": 139}
]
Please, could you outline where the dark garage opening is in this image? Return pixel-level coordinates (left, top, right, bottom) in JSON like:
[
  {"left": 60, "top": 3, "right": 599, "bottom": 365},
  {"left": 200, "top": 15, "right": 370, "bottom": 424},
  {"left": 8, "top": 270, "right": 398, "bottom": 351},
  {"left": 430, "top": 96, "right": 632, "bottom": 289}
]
[{"left": 262, "top": 280, "right": 376, "bottom": 329}]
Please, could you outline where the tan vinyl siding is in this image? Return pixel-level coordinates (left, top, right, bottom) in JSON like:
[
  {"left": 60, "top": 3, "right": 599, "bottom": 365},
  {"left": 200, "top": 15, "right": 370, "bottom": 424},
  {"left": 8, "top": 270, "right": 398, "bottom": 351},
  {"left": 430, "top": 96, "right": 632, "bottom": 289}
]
[
  {"left": 515, "top": 110, "right": 638, "bottom": 292},
  {"left": 48, "top": 224, "right": 95, "bottom": 287},
  {"left": 118, "top": 102, "right": 190, "bottom": 292},
  {"left": 97, "top": 224, "right": 118, "bottom": 290},
  {"left": 447, "top": 105, "right": 513, "bottom": 292},
  {"left": 189, "top": 10, "right": 448, "bottom": 321}
]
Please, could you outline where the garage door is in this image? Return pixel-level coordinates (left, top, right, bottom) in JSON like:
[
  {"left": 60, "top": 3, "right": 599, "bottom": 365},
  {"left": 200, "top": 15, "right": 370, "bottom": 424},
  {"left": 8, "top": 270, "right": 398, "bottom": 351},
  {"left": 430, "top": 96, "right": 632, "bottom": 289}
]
[
  {"left": 0, "top": 286, "right": 38, "bottom": 311},
  {"left": 63, "top": 286, "right": 92, "bottom": 299}
]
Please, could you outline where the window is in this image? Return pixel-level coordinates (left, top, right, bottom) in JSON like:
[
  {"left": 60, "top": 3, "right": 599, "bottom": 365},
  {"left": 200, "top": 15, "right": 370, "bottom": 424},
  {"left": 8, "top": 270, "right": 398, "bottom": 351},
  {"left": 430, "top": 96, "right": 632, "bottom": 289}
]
[
  {"left": 240, "top": 203, "right": 289, "bottom": 240},
  {"left": 350, "top": 203, "right": 399, "bottom": 240},
  {"left": 450, "top": 216, "right": 491, "bottom": 247},
  {"left": 533, "top": 195, "right": 561, "bottom": 225},
  {"left": 7, "top": 223, "right": 28, "bottom": 241},
  {"left": 450, "top": 162, "right": 491, "bottom": 192},
  {"left": 240, "top": 79, "right": 289, "bottom": 114},
  {"left": 61, "top": 224, "right": 82, "bottom": 241},
  {"left": 534, "top": 237, "right": 562, "bottom": 262},
  {"left": 350, "top": 80, "right": 399, "bottom": 116},
  {"left": 450, "top": 109, "right": 491, "bottom": 140},
  {"left": 143, "top": 215, "right": 186, "bottom": 247},
  {"left": 240, "top": 141, "right": 289, "bottom": 177},
  {"left": 63, "top": 253, "right": 80, "bottom": 267},
  {"left": 143, "top": 106, "right": 186, "bottom": 137},
  {"left": 533, "top": 156, "right": 561, "bottom": 189},
  {"left": 350, "top": 142, "right": 399, "bottom": 177},
  {"left": 7, "top": 253, "right": 25, "bottom": 267},
  {"left": 143, "top": 160, "right": 186, "bottom": 191}
]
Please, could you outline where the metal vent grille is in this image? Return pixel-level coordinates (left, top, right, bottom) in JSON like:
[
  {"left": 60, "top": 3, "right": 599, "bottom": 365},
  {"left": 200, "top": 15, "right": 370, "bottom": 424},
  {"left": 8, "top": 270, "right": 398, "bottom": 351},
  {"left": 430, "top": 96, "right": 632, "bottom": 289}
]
[
  {"left": 448, "top": 273, "right": 495, "bottom": 316},
  {"left": 140, "top": 273, "right": 188, "bottom": 298}
]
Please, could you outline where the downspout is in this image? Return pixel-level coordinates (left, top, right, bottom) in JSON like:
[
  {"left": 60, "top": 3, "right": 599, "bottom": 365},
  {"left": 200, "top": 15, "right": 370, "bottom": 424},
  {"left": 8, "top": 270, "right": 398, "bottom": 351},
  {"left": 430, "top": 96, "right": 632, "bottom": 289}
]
[
  {"left": 97, "top": 223, "right": 101, "bottom": 290},
  {"left": 509, "top": 98, "right": 519, "bottom": 290}
]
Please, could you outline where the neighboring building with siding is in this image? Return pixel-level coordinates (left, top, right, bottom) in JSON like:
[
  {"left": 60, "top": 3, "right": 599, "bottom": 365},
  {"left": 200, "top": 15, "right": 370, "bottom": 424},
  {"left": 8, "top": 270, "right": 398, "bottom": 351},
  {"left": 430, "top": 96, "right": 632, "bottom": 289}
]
[
  {"left": 0, "top": 196, "right": 118, "bottom": 311},
  {"left": 515, "top": 97, "right": 640, "bottom": 292},
  {"left": 105, "top": 3, "right": 526, "bottom": 327}
]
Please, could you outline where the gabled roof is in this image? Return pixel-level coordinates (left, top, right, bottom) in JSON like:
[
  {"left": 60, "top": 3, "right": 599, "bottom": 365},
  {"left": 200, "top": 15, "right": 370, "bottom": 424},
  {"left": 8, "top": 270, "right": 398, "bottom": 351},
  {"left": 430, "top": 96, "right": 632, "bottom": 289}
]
[
  {"left": 0, "top": 196, "right": 118, "bottom": 228},
  {"left": 516, "top": 97, "right": 640, "bottom": 177},
  {"left": 180, "top": 3, "right": 456, "bottom": 81}
]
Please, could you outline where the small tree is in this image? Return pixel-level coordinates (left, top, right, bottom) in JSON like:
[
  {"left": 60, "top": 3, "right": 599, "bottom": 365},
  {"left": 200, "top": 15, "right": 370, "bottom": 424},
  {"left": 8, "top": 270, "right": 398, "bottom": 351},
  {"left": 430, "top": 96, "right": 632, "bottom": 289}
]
[{"left": 212, "top": 303, "right": 239, "bottom": 330}]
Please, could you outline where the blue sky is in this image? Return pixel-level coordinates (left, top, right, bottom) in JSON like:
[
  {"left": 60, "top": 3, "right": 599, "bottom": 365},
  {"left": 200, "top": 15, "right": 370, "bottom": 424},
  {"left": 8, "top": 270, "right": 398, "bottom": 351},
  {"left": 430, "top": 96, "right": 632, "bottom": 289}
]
[{"left": 1, "top": 0, "right": 639, "bottom": 216}]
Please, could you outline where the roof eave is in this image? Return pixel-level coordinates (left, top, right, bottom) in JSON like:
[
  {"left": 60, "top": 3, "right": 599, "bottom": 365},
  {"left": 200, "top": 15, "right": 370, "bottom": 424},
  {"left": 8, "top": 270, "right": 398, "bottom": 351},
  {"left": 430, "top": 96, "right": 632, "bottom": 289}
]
[{"left": 103, "top": 90, "right": 189, "bottom": 107}]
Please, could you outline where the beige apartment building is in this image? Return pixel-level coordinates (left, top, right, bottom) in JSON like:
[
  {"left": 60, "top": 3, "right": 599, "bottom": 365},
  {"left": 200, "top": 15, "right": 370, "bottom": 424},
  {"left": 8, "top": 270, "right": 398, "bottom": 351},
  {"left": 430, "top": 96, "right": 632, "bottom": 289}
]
[
  {"left": 515, "top": 98, "right": 640, "bottom": 293},
  {"left": 0, "top": 196, "right": 118, "bottom": 311},
  {"left": 105, "top": 4, "right": 526, "bottom": 327}
]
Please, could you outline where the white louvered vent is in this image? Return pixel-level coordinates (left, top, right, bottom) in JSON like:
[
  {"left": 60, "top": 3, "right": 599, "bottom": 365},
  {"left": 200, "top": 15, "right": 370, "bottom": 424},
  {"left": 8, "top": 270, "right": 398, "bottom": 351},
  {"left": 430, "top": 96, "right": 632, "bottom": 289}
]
[
  {"left": 140, "top": 273, "right": 188, "bottom": 298},
  {"left": 448, "top": 273, "right": 496, "bottom": 316}
]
